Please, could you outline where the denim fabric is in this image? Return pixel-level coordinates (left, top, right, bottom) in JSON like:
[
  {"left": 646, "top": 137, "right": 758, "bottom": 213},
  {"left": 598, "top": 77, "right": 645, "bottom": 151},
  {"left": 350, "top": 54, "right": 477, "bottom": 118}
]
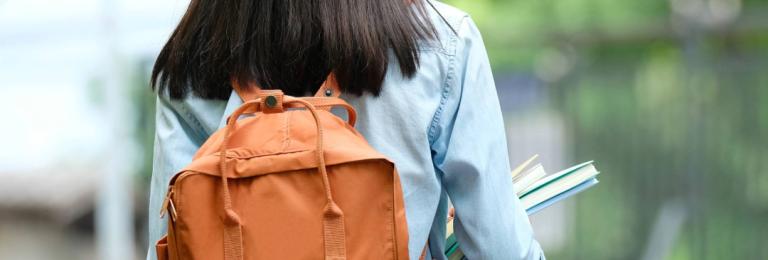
[{"left": 147, "top": 1, "right": 544, "bottom": 259}]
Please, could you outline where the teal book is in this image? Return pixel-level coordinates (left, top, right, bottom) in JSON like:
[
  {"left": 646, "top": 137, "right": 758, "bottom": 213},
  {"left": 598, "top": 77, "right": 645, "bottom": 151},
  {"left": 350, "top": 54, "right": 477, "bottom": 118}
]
[{"left": 444, "top": 158, "right": 600, "bottom": 258}]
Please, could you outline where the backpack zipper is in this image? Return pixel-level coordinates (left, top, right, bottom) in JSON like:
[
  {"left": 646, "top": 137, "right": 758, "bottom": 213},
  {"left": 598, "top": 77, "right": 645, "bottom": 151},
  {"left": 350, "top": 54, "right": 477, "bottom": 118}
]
[
  {"left": 160, "top": 171, "right": 199, "bottom": 221},
  {"left": 159, "top": 187, "right": 177, "bottom": 221}
]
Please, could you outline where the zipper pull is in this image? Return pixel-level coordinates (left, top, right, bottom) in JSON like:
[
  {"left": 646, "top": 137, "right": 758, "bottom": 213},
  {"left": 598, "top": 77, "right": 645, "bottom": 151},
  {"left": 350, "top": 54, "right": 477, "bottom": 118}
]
[
  {"left": 159, "top": 188, "right": 177, "bottom": 221},
  {"left": 168, "top": 197, "right": 178, "bottom": 221}
]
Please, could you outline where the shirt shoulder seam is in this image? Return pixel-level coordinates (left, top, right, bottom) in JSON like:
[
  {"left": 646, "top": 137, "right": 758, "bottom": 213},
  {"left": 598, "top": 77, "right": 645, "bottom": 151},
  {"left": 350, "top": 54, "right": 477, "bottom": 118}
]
[
  {"left": 163, "top": 95, "right": 210, "bottom": 144},
  {"left": 427, "top": 14, "right": 469, "bottom": 145}
]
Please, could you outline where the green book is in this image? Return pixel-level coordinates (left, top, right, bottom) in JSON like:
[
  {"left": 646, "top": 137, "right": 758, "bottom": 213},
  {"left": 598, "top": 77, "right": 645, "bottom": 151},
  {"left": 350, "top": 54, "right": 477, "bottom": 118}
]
[{"left": 444, "top": 157, "right": 600, "bottom": 258}]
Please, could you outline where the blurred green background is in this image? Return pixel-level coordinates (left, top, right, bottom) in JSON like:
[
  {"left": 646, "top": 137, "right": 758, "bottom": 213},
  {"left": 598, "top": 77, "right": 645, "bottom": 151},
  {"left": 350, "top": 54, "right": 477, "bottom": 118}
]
[{"left": 443, "top": 0, "right": 768, "bottom": 259}]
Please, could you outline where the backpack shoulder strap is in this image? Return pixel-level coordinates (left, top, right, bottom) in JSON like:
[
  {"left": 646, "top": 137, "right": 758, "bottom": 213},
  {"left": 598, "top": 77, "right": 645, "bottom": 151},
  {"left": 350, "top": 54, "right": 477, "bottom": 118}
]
[
  {"left": 231, "top": 79, "right": 261, "bottom": 102},
  {"left": 232, "top": 74, "right": 342, "bottom": 102},
  {"left": 313, "top": 74, "right": 342, "bottom": 98}
]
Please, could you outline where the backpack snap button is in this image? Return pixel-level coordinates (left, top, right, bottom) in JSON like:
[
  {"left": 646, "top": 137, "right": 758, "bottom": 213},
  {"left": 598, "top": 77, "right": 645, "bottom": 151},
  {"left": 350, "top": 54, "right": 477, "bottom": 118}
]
[
  {"left": 324, "top": 89, "right": 333, "bottom": 97},
  {"left": 265, "top": 95, "right": 278, "bottom": 108}
]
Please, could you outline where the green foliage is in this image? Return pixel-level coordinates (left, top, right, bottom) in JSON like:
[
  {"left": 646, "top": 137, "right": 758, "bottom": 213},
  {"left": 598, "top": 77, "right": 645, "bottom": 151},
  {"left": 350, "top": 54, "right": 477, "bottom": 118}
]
[
  {"left": 128, "top": 59, "right": 156, "bottom": 182},
  {"left": 445, "top": 0, "right": 768, "bottom": 258}
]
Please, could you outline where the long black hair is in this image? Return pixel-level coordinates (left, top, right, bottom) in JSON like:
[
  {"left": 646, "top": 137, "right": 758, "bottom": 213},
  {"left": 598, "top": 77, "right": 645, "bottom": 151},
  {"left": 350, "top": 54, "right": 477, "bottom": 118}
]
[{"left": 151, "top": 0, "right": 436, "bottom": 100}]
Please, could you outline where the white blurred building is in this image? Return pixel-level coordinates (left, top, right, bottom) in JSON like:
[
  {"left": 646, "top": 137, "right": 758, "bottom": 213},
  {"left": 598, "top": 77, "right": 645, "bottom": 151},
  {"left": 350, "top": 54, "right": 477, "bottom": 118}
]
[{"left": 0, "top": 1, "right": 187, "bottom": 259}]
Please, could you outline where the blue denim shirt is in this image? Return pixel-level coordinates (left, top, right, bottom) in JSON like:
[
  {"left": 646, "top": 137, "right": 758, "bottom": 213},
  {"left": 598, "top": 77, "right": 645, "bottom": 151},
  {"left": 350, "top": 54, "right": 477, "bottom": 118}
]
[{"left": 147, "top": 2, "right": 544, "bottom": 259}]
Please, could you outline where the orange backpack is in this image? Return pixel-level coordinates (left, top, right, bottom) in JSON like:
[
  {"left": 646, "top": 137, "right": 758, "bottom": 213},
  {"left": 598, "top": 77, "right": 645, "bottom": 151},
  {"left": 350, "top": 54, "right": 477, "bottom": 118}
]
[{"left": 156, "top": 76, "right": 411, "bottom": 260}]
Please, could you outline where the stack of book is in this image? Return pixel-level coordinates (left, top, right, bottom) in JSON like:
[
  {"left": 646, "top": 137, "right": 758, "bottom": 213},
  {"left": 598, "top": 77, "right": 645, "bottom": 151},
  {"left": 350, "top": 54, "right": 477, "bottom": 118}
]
[{"left": 444, "top": 155, "right": 600, "bottom": 259}]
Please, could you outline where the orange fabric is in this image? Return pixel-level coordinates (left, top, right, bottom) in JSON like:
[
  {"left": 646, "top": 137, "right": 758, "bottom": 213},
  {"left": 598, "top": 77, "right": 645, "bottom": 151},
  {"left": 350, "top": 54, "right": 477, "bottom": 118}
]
[
  {"left": 227, "top": 97, "right": 357, "bottom": 127},
  {"left": 156, "top": 236, "right": 169, "bottom": 260},
  {"left": 157, "top": 89, "right": 410, "bottom": 259}
]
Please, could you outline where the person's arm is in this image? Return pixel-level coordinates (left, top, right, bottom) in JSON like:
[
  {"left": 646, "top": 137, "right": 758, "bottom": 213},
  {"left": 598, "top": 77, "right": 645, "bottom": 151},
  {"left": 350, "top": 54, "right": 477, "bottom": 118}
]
[
  {"left": 430, "top": 16, "right": 545, "bottom": 259},
  {"left": 146, "top": 93, "right": 210, "bottom": 260}
]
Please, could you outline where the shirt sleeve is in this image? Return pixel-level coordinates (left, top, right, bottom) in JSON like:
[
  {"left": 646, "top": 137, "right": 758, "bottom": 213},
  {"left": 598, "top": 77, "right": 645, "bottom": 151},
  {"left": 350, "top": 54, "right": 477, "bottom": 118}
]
[
  {"left": 429, "top": 16, "right": 545, "bottom": 260},
  {"left": 145, "top": 93, "right": 209, "bottom": 260}
]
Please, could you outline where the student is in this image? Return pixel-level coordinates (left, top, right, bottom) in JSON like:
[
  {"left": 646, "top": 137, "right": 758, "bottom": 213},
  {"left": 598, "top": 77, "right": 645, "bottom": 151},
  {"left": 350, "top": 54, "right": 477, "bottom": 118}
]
[{"left": 147, "top": 0, "right": 544, "bottom": 259}]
